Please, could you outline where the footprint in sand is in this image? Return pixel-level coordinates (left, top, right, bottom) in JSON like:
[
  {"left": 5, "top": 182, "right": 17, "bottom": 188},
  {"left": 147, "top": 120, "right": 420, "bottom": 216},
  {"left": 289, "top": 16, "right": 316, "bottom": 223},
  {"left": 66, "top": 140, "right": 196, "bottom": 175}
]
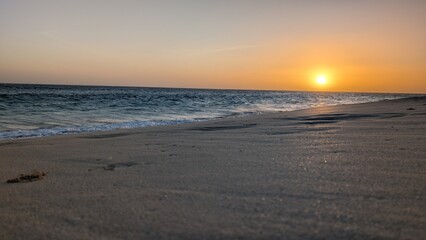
[{"left": 103, "top": 162, "right": 137, "bottom": 171}]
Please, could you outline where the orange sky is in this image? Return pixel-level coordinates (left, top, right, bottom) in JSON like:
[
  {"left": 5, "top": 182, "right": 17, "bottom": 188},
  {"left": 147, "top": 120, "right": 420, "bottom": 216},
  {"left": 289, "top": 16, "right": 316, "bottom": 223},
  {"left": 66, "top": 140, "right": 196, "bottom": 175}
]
[{"left": 0, "top": 1, "right": 425, "bottom": 93}]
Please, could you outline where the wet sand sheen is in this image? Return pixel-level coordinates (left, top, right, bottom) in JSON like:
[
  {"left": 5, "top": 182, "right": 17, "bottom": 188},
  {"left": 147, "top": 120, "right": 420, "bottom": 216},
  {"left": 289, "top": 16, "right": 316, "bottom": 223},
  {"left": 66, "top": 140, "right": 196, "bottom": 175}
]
[{"left": 0, "top": 97, "right": 425, "bottom": 239}]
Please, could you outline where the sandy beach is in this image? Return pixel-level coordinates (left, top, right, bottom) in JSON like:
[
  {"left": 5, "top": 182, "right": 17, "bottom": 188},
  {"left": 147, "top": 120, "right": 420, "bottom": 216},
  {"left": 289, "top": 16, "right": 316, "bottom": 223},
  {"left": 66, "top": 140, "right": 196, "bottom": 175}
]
[{"left": 1, "top": 97, "right": 425, "bottom": 239}]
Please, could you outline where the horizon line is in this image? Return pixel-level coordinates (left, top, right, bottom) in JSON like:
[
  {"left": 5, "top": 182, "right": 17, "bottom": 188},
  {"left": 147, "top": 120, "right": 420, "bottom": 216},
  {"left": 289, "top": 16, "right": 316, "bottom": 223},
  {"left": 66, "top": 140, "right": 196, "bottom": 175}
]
[{"left": 0, "top": 82, "right": 424, "bottom": 95}]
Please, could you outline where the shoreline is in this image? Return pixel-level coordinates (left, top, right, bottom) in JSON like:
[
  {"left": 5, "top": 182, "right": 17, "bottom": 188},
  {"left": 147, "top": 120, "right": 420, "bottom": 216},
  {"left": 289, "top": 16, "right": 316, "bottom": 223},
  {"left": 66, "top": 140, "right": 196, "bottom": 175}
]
[
  {"left": 1, "top": 96, "right": 425, "bottom": 239},
  {"left": 1, "top": 96, "right": 423, "bottom": 142}
]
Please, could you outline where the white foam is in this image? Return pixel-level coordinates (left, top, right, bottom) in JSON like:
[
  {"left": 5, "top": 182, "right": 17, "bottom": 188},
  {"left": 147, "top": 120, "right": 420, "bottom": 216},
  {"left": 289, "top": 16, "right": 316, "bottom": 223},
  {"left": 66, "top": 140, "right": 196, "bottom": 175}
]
[{"left": 0, "top": 119, "right": 193, "bottom": 140}]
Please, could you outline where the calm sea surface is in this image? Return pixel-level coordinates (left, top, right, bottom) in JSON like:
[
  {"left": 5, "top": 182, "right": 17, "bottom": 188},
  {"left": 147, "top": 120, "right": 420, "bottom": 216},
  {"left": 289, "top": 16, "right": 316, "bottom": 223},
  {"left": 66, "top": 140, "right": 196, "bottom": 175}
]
[{"left": 0, "top": 84, "right": 414, "bottom": 139}]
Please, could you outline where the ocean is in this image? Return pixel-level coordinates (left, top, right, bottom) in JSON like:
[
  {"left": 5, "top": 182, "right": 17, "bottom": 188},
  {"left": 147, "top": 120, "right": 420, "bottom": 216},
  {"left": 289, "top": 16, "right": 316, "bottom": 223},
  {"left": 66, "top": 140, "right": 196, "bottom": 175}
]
[{"left": 0, "top": 84, "right": 413, "bottom": 140}]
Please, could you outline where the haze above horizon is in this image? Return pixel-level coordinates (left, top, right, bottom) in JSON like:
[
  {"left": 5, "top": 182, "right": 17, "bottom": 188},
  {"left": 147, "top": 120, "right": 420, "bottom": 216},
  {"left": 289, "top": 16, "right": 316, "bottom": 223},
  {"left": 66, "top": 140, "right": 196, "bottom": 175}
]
[{"left": 1, "top": 1, "right": 425, "bottom": 93}]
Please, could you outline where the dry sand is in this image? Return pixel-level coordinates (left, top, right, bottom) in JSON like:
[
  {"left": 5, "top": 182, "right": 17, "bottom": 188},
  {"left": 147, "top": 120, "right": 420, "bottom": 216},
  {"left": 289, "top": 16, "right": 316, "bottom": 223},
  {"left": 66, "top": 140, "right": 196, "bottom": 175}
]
[{"left": 1, "top": 97, "right": 425, "bottom": 239}]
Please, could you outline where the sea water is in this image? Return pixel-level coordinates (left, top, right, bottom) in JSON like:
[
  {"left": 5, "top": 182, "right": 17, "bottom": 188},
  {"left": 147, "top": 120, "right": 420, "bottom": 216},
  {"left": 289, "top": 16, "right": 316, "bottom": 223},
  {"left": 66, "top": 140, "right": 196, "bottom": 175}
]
[{"left": 0, "top": 84, "right": 413, "bottom": 140}]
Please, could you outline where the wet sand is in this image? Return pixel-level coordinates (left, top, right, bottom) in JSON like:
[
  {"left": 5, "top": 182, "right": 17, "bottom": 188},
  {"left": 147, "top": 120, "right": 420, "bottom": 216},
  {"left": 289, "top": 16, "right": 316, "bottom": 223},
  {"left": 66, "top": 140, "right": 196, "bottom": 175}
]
[{"left": 1, "top": 97, "right": 425, "bottom": 239}]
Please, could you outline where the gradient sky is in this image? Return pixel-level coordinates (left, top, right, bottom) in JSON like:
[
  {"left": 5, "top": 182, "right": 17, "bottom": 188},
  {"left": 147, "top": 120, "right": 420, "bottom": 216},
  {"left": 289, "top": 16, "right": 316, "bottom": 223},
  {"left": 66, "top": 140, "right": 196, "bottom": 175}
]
[{"left": 1, "top": 0, "right": 425, "bottom": 93}]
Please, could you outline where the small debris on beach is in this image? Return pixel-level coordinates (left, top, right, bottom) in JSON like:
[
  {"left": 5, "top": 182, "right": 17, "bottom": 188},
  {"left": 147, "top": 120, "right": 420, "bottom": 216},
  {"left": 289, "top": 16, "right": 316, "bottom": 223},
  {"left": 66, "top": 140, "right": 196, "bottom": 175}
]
[
  {"left": 103, "top": 165, "right": 115, "bottom": 171},
  {"left": 6, "top": 171, "right": 47, "bottom": 183},
  {"left": 103, "top": 162, "right": 137, "bottom": 171},
  {"left": 406, "top": 107, "right": 416, "bottom": 110}
]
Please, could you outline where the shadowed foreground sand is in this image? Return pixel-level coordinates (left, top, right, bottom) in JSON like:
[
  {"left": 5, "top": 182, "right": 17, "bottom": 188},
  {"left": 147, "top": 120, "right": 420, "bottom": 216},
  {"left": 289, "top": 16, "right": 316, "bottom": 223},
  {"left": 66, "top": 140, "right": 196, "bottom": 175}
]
[{"left": 1, "top": 97, "right": 425, "bottom": 239}]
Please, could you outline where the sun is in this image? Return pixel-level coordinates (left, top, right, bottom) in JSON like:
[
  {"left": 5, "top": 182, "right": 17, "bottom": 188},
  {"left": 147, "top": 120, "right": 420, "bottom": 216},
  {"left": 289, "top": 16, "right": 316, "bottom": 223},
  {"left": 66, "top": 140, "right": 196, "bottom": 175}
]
[{"left": 316, "top": 75, "right": 327, "bottom": 85}]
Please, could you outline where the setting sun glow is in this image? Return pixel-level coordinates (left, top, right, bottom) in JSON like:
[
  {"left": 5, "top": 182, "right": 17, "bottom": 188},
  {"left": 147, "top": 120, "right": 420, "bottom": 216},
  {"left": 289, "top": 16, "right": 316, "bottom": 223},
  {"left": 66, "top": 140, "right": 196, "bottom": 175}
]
[
  {"left": 316, "top": 75, "right": 328, "bottom": 85},
  {"left": 0, "top": 1, "right": 425, "bottom": 93}
]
